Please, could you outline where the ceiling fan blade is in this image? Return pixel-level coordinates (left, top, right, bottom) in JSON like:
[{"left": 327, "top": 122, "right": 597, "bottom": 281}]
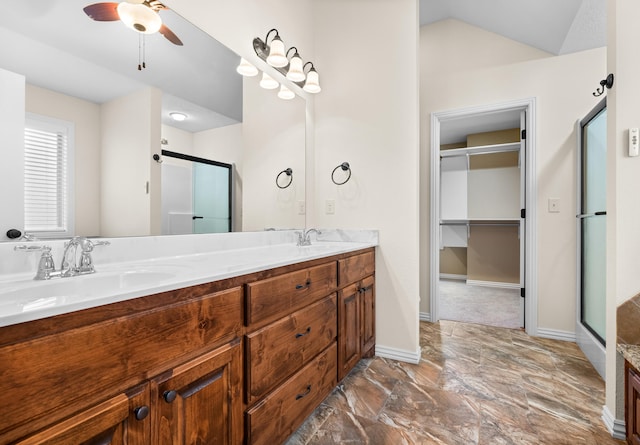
[
  {"left": 159, "top": 24, "right": 183, "bottom": 46},
  {"left": 83, "top": 3, "right": 120, "bottom": 21}
]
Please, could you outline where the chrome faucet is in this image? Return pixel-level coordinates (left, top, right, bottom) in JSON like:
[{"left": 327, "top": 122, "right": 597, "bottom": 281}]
[
  {"left": 61, "top": 237, "right": 110, "bottom": 277},
  {"left": 15, "top": 237, "right": 110, "bottom": 280},
  {"left": 297, "top": 228, "right": 320, "bottom": 246}
]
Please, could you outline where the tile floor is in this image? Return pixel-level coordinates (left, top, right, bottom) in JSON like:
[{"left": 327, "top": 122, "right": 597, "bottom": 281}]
[{"left": 285, "top": 320, "right": 626, "bottom": 445}]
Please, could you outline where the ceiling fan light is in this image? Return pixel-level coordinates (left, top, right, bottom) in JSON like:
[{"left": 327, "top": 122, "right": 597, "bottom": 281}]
[
  {"left": 303, "top": 68, "right": 321, "bottom": 93},
  {"left": 278, "top": 85, "right": 295, "bottom": 100},
  {"left": 286, "top": 54, "right": 305, "bottom": 82},
  {"left": 259, "top": 72, "right": 279, "bottom": 90},
  {"left": 117, "top": 2, "right": 162, "bottom": 34},
  {"left": 266, "top": 36, "right": 288, "bottom": 68},
  {"left": 236, "top": 58, "right": 258, "bottom": 77}
]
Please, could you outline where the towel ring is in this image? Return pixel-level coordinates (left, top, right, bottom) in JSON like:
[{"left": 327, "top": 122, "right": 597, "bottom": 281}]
[
  {"left": 276, "top": 168, "right": 293, "bottom": 189},
  {"left": 331, "top": 162, "right": 351, "bottom": 185}
]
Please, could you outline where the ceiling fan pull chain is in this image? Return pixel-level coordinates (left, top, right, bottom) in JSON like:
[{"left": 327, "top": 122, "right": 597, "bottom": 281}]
[
  {"left": 143, "top": 34, "right": 146, "bottom": 69},
  {"left": 138, "top": 33, "right": 142, "bottom": 70}
]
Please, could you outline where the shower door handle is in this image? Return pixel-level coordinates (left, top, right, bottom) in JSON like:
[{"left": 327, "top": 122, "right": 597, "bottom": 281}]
[
  {"left": 192, "top": 216, "right": 204, "bottom": 220},
  {"left": 576, "top": 211, "right": 606, "bottom": 219}
]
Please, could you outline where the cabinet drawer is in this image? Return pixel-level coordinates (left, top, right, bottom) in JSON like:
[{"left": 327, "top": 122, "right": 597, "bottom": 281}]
[
  {"left": 246, "top": 342, "right": 337, "bottom": 445},
  {"left": 246, "top": 262, "right": 337, "bottom": 326},
  {"left": 338, "top": 250, "right": 375, "bottom": 287},
  {"left": 246, "top": 295, "right": 337, "bottom": 404}
]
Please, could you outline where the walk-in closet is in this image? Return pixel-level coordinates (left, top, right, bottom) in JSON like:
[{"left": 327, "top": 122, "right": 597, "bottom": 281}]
[{"left": 439, "top": 124, "right": 524, "bottom": 329}]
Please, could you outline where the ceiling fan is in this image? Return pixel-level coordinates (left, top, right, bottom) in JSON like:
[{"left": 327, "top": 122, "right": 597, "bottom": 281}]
[{"left": 83, "top": 0, "right": 183, "bottom": 46}]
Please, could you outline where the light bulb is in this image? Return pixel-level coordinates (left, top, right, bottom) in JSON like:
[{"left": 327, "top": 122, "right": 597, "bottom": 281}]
[
  {"left": 278, "top": 85, "right": 295, "bottom": 100},
  {"left": 303, "top": 68, "right": 321, "bottom": 93},
  {"left": 259, "top": 72, "right": 279, "bottom": 90},
  {"left": 117, "top": 2, "right": 162, "bottom": 34},
  {"left": 266, "top": 36, "right": 288, "bottom": 68},
  {"left": 286, "top": 53, "right": 305, "bottom": 82},
  {"left": 236, "top": 58, "right": 258, "bottom": 76}
]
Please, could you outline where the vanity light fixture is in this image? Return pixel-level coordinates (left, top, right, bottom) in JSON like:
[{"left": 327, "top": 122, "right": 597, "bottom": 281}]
[
  {"left": 278, "top": 85, "right": 295, "bottom": 100},
  {"left": 236, "top": 58, "right": 259, "bottom": 76},
  {"left": 169, "top": 112, "right": 187, "bottom": 122},
  {"left": 252, "top": 28, "right": 321, "bottom": 94},
  {"left": 116, "top": 2, "right": 162, "bottom": 34},
  {"left": 302, "top": 62, "right": 321, "bottom": 94},
  {"left": 259, "top": 72, "right": 279, "bottom": 90},
  {"left": 285, "top": 47, "right": 305, "bottom": 82}
]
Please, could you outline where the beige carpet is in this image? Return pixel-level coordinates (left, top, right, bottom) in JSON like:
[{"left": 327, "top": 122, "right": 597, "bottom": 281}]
[{"left": 439, "top": 279, "right": 522, "bottom": 329}]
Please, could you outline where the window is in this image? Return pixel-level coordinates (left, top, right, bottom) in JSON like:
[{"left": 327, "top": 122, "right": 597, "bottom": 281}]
[{"left": 24, "top": 113, "right": 74, "bottom": 238}]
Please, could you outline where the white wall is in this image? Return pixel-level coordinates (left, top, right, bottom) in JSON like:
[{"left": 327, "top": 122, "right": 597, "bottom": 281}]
[
  {"left": 101, "top": 88, "right": 162, "bottom": 237},
  {"left": 312, "top": 0, "right": 421, "bottom": 358},
  {"left": 0, "top": 68, "right": 25, "bottom": 241},
  {"left": 606, "top": 0, "right": 640, "bottom": 425},
  {"left": 25, "top": 84, "right": 101, "bottom": 237},
  {"left": 242, "top": 78, "right": 305, "bottom": 231},
  {"left": 420, "top": 19, "right": 606, "bottom": 333}
]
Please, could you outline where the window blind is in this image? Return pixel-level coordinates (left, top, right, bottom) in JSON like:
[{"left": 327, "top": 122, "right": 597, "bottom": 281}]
[{"left": 24, "top": 118, "right": 69, "bottom": 233}]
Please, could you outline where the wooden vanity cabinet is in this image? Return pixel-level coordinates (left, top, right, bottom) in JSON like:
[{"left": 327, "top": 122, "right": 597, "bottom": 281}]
[
  {"left": 244, "top": 261, "right": 339, "bottom": 445},
  {"left": 0, "top": 285, "right": 244, "bottom": 445},
  {"left": 338, "top": 250, "right": 376, "bottom": 380},
  {"left": 626, "top": 360, "right": 640, "bottom": 445}
]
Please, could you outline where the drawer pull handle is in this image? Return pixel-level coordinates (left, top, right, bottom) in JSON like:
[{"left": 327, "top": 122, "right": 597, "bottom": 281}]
[
  {"left": 295, "top": 384, "right": 312, "bottom": 400},
  {"left": 295, "top": 327, "right": 312, "bottom": 339},
  {"left": 295, "top": 279, "right": 311, "bottom": 290},
  {"left": 134, "top": 405, "right": 149, "bottom": 421},
  {"left": 163, "top": 390, "right": 178, "bottom": 403},
  {"left": 360, "top": 285, "right": 371, "bottom": 293}
]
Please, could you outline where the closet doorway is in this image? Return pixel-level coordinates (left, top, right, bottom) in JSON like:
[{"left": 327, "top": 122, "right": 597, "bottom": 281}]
[{"left": 430, "top": 99, "right": 537, "bottom": 334}]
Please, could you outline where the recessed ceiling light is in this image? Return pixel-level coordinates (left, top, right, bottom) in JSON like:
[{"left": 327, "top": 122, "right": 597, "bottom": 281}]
[{"left": 170, "top": 112, "right": 187, "bottom": 122}]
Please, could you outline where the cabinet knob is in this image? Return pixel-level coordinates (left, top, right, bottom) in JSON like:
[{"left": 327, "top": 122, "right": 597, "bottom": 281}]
[
  {"left": 134, "top": 405, "right": 149, "bottom": 421},
  {"left": 163, "top": 390, "right": 178, "bottom": 403}
]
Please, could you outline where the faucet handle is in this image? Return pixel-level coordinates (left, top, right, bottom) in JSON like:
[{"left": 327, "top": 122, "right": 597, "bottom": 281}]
[{"left": 14, "top": 245, "right": 56, "bottom": 280}]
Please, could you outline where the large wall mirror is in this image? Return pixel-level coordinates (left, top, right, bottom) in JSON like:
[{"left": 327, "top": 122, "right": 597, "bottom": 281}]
[{"left": 0, "top": 0, "right": 306, "bottom": 241}]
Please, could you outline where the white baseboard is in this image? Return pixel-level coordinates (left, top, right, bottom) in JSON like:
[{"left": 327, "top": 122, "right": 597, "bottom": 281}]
[
  {"left": 466, "top": 279, "right": 520, "bottom": 290},
  {"left": 440, "top": 273, "right": 466, "bottom": 281},
  {"left": 376, "top": 345, "right": 421, "bottom": 364},
  {"left": 536, "top": 327, "right": 576, "bottom": 342},
  {"left": 419, "top": 312, "right": 431, "bottom": 322},
  {"left": 602, "top": 405, "right": 626, "bottom": 440}
]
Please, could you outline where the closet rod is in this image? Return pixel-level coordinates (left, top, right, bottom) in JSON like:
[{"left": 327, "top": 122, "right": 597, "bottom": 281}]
[
  {"left": 440, "top": 222, "right": 520, "bottom": 227},
  {"left": 440, "top": 142, "right": 520, "bottom": 159}
]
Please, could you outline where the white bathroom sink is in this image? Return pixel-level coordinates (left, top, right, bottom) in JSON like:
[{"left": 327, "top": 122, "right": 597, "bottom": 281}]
[{"left": 0, "top": 270, "right": 176, "bottom": 316}]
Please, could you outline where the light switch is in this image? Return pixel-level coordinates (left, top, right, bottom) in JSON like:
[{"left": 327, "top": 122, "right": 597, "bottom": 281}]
[
  {"left": 325, "top": 199, "right": 335, "bottom": 215},
  {"left": 548, "top": 198, "right": 560, "bottom": 213},
  {"left": 630, "top": 128, "right": 639, "bottom": 157}
]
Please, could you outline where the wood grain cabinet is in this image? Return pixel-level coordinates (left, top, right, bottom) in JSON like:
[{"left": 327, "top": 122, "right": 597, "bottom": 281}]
[
  {"left": 1, "top": 247, "right": 375, "bottom": 445},
  {"left": 0, "top": 286, "right": 244, "bottom": 444},
  {"left": 338, "top": 251, "right": 376, "bottom": 381},
  {"left": 244, "top": 262, "right": 339, "bottom": 445},
  {"left": 626, "top": 361, "right": 640, "bottom": 445}
]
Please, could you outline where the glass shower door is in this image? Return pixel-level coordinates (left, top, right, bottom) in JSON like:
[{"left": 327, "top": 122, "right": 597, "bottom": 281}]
[
  {"left": 579, "top": 103, "right": 607, "bottom": 344},
  {"left": 192, "top": 162, "right": 231, "bottom": 233}
]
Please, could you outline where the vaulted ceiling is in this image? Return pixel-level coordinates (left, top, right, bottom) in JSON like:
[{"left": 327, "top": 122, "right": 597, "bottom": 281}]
[{"left": 420, "top": 0, "right": 606, "bottom": 55}]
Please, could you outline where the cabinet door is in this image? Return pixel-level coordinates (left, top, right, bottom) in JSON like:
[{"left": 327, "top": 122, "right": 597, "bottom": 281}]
[
  {"left": 153, "top": 339, "right": 242, "bottom": 445},
  {"left": 338, "top": 283, "right": 361, "bottom": 381},
  {"left": 16, "top": 385, "right": 150, "bottom": 445},
  {"left": 627, "top": 365, "right": 640, "bottom": 445},
  {"left": 360, "top": 276, "right": 376, "bottom": 358}
]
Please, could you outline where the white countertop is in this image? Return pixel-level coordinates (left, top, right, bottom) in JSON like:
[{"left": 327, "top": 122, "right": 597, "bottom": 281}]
[{"left": 0, "top": 229, "right": 377, "bottom": 327}]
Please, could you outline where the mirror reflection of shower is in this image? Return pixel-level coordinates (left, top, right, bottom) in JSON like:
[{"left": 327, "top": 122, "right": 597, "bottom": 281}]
[{"left": 160, "top": 150, "right": 232, "bottom": 235}]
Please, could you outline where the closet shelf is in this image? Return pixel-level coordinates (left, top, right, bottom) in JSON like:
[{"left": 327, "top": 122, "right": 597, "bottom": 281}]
[
  {"left": 440, "top": 142, "right": 520, "bottom": 158},
  {"left": 440, "top": 218, "right": 520, "bottom": 226}
]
